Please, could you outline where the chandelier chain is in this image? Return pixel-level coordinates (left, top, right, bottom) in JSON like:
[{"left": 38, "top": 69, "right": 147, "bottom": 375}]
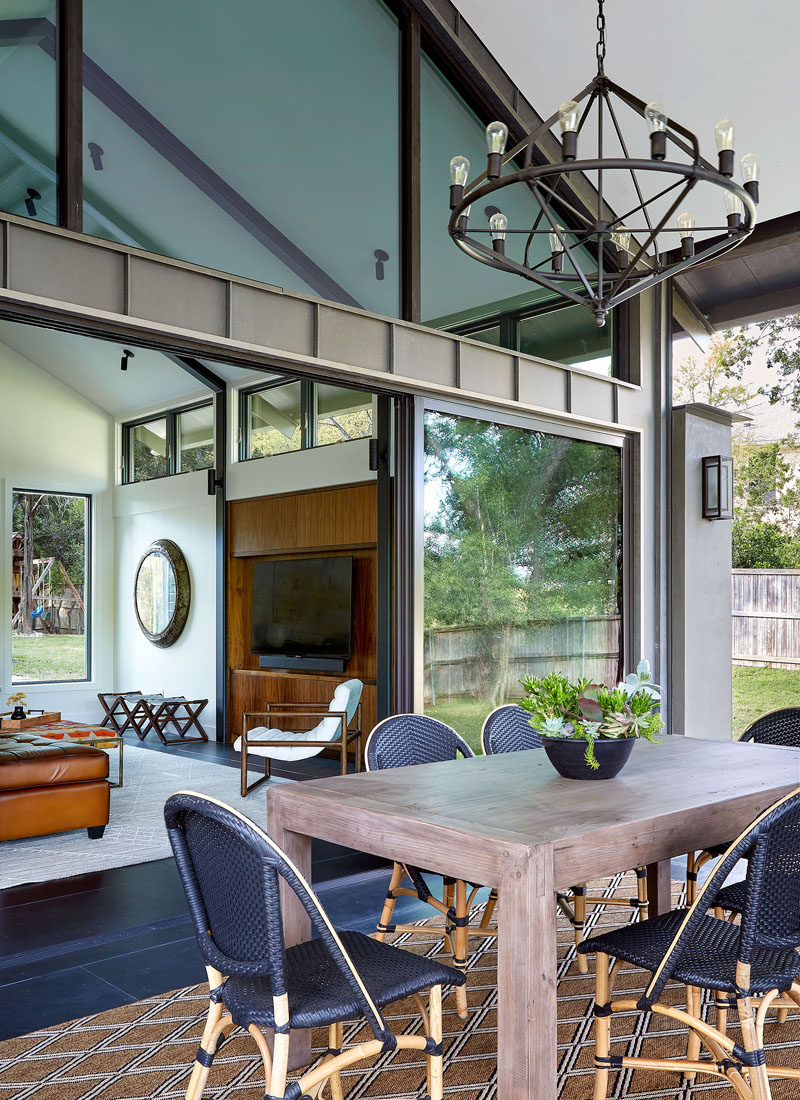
[{"left": 596, "top": 0, "right": 606, "bottom": 74}]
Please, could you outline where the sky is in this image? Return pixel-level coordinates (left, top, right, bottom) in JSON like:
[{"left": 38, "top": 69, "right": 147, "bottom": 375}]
[{"left": 673, "top": 329, "right": 798, "bottom": 444}]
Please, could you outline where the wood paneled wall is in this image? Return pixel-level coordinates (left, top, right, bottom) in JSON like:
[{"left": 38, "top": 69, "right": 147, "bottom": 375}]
[{"left": 227, "top": 482, "right": 378, "bottom": 755}]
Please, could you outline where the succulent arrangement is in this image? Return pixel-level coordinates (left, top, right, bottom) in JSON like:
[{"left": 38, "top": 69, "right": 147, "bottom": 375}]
[{"left": 520, "top": 659, "right": 663, "bottom": 769}]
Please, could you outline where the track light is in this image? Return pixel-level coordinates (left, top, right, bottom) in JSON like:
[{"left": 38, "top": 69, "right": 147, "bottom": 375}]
[
  {"left": 25, "top": 188, "right": 41, "bottom": 217},
  {"left": 121, "top": 349, "right": 134, "bottom": 372}
]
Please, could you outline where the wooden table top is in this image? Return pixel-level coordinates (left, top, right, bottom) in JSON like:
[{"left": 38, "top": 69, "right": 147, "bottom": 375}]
[{"left": 270, "top": 735, "right": 799, "bottom": 889}]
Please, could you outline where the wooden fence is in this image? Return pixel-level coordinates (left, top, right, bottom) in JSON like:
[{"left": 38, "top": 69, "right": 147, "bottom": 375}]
[
  {"left": 424, "top": 615, "right": 622, "bottom": 704},
  {"left": 732, "top": 569, "right": 800, "bottom": 669}
]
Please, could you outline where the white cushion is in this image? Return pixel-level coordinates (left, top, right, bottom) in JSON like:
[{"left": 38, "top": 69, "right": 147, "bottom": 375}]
[{"left": 233, "top": 679, "right": 363, "bottom": 762}]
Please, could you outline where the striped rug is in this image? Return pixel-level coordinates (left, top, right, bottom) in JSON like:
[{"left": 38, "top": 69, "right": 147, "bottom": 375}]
[{"left": 0, "top": 874, "right": 797, "bottom": 1099}]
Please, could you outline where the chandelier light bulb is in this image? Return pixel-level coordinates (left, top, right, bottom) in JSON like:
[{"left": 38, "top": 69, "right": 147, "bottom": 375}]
[
  {"left": 725, "top": 190, "right": 745, "bottom": 231},
  {"left": 715, "top": 119, "right": 736, "bottom": 176},
  {"left": 486, "top": 121, "right": 508, "bottom": 178},
  {"left": 449, "top": 155, "right": 470, "bottom": 208},
  {"left": 548, "top": 224, "right": 566, "bottom": 272},
  {"left": 611, "top": 226, "right": 632, "bottom": 255},
  {"left": 741, "top": 153, "right": 760, "bottom": 204},
  {"left": 677, "top": 211, "right": 695, "bottom": 259},
  {"left": 489, "top": 211, "right": 507, "bottom": 255},
  {"left": 645, "top": 101, "right": 667, "bottom": 160},
  {"left": 457, "top": 204, "right": 471, "bottom": 233},
  {"left": 558, "top": 100, "right": 580, "bottom": 160}
]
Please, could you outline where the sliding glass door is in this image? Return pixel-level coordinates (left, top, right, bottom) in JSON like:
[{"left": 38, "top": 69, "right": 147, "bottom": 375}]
[{"left": 422, "top": 407, "right": 624, "bottom": 750}]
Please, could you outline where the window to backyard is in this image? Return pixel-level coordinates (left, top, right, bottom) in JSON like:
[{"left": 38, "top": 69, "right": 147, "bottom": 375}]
[
  {"left": 11, "top": 490, "right": 90, "bottom": 684},
  {"left": 122, "top": 401, "right": 214, "bottom": 483},
  {"left": 423, "top": 410, "right": 623, "bottom": 750},
  {"left": 240, "top": 379, "right": 373, "bottom": 460}
]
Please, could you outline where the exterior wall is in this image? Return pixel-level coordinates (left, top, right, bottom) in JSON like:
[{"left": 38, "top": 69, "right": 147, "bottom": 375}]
[
  {"left": 670, "top": 404, "right": 734, "bottom": 740},
  {"left": 0, "top": 216, "right": 669, "bottom": 714},
  {"left": 0, "top": 341, "right": 115, "bottom": 721},
  {"left": 113, "top": 471, "right": 217, "bottom": 735}
]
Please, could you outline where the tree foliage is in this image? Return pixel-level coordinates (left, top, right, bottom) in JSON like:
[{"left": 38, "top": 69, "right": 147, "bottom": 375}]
[
  {"left": 423, "top": 413, "right": 622, "bottom": 630},
  {"left": 673, "top": 333, "right": 755, "bottom": 410}
]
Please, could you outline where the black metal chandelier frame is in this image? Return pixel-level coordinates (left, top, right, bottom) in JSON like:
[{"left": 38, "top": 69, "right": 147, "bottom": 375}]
[{"left": 447, "top": 5, "right": 758, "bottom": 327}]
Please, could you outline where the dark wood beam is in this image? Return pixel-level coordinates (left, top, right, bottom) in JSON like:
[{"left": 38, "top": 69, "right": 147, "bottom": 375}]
[
  {"left": 57, "top": 0, "right": 82, "bottom": 232},
  {"left": 401, "top": 11, "right": 421, "bottom": 324}
]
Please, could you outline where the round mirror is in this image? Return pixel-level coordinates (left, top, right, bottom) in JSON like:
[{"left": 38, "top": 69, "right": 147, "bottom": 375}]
[{"left": 134, "top": 539, "right": 190, "bottom": 647}]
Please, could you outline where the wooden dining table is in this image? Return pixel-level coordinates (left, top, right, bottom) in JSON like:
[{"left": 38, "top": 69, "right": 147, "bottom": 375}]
[{"left": 266, "top": 734, "right": 800, "bottom": 1099}]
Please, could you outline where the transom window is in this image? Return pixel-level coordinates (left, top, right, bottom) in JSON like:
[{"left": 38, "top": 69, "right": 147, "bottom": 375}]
[
  {"left": 239, "top": 379, "right": 373, "bottom": 461},
  {"left": 122, "top": 401, "right": 214, "bottom": 483}
]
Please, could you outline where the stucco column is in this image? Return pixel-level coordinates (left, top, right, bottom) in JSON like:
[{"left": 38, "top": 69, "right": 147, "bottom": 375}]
[{"left": 670, "top": 403, "right": 747, "bottom": 739}]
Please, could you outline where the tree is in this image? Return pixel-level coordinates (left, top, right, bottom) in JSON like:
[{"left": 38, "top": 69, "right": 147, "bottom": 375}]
[
  {"left": 732, "top": 517, "right": 800, "bottom": 569},
  {"left": 733, "top": 442, "right": 800, "bottom": 533},
  {"left": 11, "top": 492, "right": 86, "bottom": 634},
  {"left": 424, "top": 413, "right": 622, "bottom": 704},
  {"left": 673, "top": 333, "right": 755, "bottom": 411},
  {"left": 722, "top": 314, "right": 800, "bottom": 416}
]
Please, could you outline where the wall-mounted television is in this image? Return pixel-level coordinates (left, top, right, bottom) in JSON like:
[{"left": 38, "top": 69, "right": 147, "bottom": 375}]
[{"left": 251, "top": 555, "right": 354, "bottom": 672}]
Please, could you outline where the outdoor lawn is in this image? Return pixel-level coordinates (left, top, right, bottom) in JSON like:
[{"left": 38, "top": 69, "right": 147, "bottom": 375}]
[
  {"left": 427, "top": 665, "right": 800, "bottom": 754},
  {"left": 11, "top": 634, "right": 86, "bottom": 683}
]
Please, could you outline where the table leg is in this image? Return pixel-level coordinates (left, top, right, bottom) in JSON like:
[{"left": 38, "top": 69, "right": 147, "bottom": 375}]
[
  {"left": 497, "top": 844, "right": 557, "bottom": 1099},
  {"left": 267, "top": 788, "right": 312, "bottom": 1072},
  {"left": 646, "top": 859, "right": 673, "bottom": 917}
]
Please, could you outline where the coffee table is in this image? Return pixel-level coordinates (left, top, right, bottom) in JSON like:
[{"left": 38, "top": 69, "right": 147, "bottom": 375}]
[
  {"left": 24, "top": 720, "right": 124, "bottom": 786},
  {"left": 267, "top": 734, "right": 799, "bottom": 1100}
]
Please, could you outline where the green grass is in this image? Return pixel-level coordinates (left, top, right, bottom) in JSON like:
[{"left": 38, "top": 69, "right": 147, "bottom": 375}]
[
  {"left": 11, "top": 634, "right": 86, "bottom": 682},
  {"left": 732, "top": 665, "right": 800, "bottom": 738},
  {"left": 428, "top": 665, "right": 800, "bottom": 751}
]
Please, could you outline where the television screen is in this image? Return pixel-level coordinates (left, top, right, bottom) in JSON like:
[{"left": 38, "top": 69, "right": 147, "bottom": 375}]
[{"left": 251, "top": 556, "right": 353, "bottom": 660}]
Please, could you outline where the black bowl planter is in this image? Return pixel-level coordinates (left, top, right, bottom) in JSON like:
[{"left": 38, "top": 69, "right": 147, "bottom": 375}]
[{"left": 542, "top": 736, "right": 635, "bottom": 780}]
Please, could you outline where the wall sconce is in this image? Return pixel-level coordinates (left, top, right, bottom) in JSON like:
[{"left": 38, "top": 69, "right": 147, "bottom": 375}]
[{"left": 702, "top": 455, "right": 734, "bottom": 520}]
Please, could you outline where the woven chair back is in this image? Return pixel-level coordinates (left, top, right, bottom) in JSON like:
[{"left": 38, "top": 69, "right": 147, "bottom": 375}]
[
  {"left": 639, "top": 787, "right": 800, "bottom": 1008},
  {"left": 365, "top": 713, "right": 473, "bottom": 771},
  {"left": 741, "top": 706, "right": 800, "bottom": 747},
  {"left": 164, "top": 791, "right": 388, "bottom": 1037},
  {"left": 481, "top": 704, "right": 542, "bottom": 755}
]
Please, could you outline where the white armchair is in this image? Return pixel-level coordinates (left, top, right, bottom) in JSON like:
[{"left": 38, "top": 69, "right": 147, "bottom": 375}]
[{"left": 233, "top": 678, "right": 363, "bottom": 796}]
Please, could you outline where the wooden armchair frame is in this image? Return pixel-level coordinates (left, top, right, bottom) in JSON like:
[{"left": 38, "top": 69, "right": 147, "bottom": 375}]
[{"left": 240, "top": 701, "right": 362, "bottom": 797}]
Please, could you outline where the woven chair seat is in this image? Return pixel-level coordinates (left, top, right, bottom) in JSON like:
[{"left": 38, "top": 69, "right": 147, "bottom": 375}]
[
  {"left": 219, "top": 929, "right": 464, "bottom": 1030},
  {"left": 578, "top": 908, "right": 800, "bottom": 994},
  {"left": 712, "top": 878, "right": 747, "bottom": 914}
]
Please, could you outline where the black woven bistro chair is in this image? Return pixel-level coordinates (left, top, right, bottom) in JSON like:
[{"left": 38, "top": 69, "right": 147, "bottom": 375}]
[
  {"left": 365, "top": 713, "right": 498, "bottom": 1020},
  {"left": 686, "top": 707, "right": 800, "bottom": 904},
  {"left": 578, "top": 786, "right": 800, "bottom": 1099},
  {"left": 164, "top": 792, "right": 464, "bottom": 1100},
  {"left": 481, "top": 703, "right": 648, "bottom": 973}
]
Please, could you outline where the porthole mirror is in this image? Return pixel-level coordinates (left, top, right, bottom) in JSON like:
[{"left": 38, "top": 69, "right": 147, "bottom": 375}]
[{"left": 134, "top": 539, "right": 190, "bottom": 647}]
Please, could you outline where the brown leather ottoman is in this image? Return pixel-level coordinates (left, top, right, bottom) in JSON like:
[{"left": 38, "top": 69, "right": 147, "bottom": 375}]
[{"left": 0, "top": 732, "right": 110, "bottom": 841}]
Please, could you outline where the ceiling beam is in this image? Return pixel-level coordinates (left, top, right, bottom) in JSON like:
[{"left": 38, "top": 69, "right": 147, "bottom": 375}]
[{"left": 708, "top": 284, "right": 800, "bottom": 328}]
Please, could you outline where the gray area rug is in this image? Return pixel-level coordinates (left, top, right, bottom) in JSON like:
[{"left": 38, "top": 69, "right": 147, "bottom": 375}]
[{"left": 0, "top": 746, "right": 289, "bottom": 890}]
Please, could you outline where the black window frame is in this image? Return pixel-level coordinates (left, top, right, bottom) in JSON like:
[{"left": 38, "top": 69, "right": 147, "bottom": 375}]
[
  {"left": 121, "top": 398, "right": 214, "bottom": 484},
  {"left": 11, "top": 486, "right": 93, "bottom": 685}
]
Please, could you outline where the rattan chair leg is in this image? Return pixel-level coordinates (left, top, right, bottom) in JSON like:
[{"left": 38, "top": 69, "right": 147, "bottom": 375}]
[
  {"left": 453, "top": 879, "right": 469, "bottom": 1019},
  {"left": 248, "top": 1023, "right": 274, "bottom": 1088},
  {"left": 636, "top": 866, "right": 649, "bottom": 919},
  {"left": 592, "top": 951, "right": 611, "bottom": 1100},
  {"left": 268, "top": 995, "right": 291, "bottom": 1099},
  {"left": 686, "top": 850, "right": 699, "bottom": 904},
  {"left": 480, "top": 889, "right": 498, "bottom": 928},
  {"left": 185, "top": 1000, "right": 227, "bottom": 1100},
  {"left": 573, "top": 886, "right": 588, "bottom": 974},
  {"left": 684, "top": 985, "right": 702, "bottom": 1081},
  {"left": 429, "top": 983, "right": 444, "bottom": 1100},
  {"left": 375, "top": 862, "right": 403, "bottom": 940},
  {"left": 328, "top": 1022, "right": 345, "bottom": 1100},
  {"left": 739, "top": 989, "right": 774, "bottom": 1100}
]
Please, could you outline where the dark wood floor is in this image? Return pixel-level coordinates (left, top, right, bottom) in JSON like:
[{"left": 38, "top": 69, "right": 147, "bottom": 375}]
[{"left": 0, "top": 739, "right": 434, "bottom": 1041}]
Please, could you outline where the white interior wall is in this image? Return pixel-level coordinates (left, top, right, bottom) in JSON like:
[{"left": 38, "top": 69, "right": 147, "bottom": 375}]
[
  {"left": 226, "top": 436, "right": 374, "bottom": 501},
  {"left": 0, "top": 342, "right": 115, "bottom": 721},
  {"left": 113, "top": 471, "right": 217, "bottom": 735}
]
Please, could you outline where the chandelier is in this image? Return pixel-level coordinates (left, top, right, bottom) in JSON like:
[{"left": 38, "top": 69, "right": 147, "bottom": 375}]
[{"left": 447, "top": 0, "right": 759, "bottom": 328}]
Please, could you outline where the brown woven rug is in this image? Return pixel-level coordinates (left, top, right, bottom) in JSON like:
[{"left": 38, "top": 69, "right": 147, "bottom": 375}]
[{"left": 0, "top": 873, "right": 797, "bottom": 1099}]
